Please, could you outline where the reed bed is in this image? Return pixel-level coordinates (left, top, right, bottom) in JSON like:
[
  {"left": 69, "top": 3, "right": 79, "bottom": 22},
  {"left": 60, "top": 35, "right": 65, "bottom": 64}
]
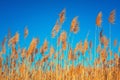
[{"left": 0, "top": 9, "right": 120, "bottom": 80}]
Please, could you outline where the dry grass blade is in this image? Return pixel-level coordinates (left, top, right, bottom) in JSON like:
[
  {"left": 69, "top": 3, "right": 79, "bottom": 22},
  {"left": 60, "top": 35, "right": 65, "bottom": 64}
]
[
  {"left": 27, "top": 38, "right": 37, "bottom": 58},
  {"left": 100, "top": 29, "right": 103, "bottom": 39},
  {"left": 60, "top": 31, "right": 67, "bottom": 43},
  {"left": 0, "top": 56, "right": 2, "bottom": 69},
  {"left": 70, "top": 16, "right": 79, "bottom": 33},
  {"left": 94, "top": 58, "right": 100, "bottom": 66},
  {"left": 21, "top": 48, "right": 26, "bottom": 58},
  {"left": 97, "top": 44, "right": 101, "bottom": 53},
  {"left": 49, "top": 46, "right": 55, "bottom": 57},
  {"left": 24, "top": 26, "right": 29, "bottom": 38},
  {"left": 107, "top": 60, "right": 114, "bottom": 65},
  {"left": 2, "top": 46, "right": 6, "bottom": 54},
  {"left": 96, "top": 12, "right": 102, "bottom": 27},
  {"left": 83, "top": 39, "right": 88, "bottom": 53},
  {"left": 109, "top": 50, "right": 112, "bottom": 56},
  {"left": 8, "top": 32, "right": 19, "bottom": 46},
  {"left": 60, "top": 53, "right": 64, "bottom": 60},
  {"left": 11, "top": 46, "right": 18, "bottom": 59},
  {"left": 109, "top": 9, "right": 115, "bottom": 24},
  {"left": 19, "top": 63, "right": 26, "bottom": 74},
  {"left": 51, "top": 20, "right": 60, "bottom": 38},
  {"left": 2, "top": 37, "right": 6, "bottom": 47},
  {"left": 40, "top": 39, "right": 48, "bottom": 55},
  {"left": 41, "top": 55, "right": 49, "bottom": 63},
  {"left": 62, "top": 41, "right": 67, "bottom": 50},
  {"left": 78, "top": 41, "right": 83, "bottom": 52},
  {"left": 119, "top": 45, "right": 120, "bottom": 53},
  {"left": 114, "top": 53, "right": 119, "bottom": 60},
  {"left": 100, "top": 36, "right": 109, "bottom": 48},
  {"left": 54, "top": 52, "right": 58, "bottom": 59},
  {"left": 59, "top": 8, "right": 66, "bottom": 24},
  {"left": 58, "top": 31, "right": 67, "bottom": 50},
  {"left": 100, "top": 48, "right": 107, "bottom": 63},
  {"left": 68, "top": 48, "right": 73, "bottom": 60},
  {"left": 74, "top": 42, "right": 81, "bottom": 54},
  {"left": 89, "top": 41, "right": 92, "bottom": 49}
]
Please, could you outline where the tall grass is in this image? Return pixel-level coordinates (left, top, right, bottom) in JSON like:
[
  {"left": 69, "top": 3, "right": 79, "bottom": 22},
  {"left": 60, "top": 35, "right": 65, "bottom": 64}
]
[{"left": 0, "top": 9, "right": 120, "bottom": 80}]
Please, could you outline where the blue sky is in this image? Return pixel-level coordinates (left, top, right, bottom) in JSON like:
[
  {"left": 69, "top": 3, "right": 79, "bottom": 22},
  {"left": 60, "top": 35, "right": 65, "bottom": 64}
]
[
  {"left": 0, "top": 0, "right": 120, "bottom": 41},
  {"left": 0, "top": 0, "right": 120, "bottom": 40},
  {"left": 0, "top": 0, "right": 120, "bottom": 67}
]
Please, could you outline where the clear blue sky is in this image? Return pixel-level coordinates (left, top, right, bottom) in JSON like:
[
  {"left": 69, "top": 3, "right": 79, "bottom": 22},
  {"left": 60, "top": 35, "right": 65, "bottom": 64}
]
[
  {"left": 0, "top": 0, "right": 120, "bottom": 67},
  {"left": 0, "top": 0, "right": 120, "bottom": 40}
]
